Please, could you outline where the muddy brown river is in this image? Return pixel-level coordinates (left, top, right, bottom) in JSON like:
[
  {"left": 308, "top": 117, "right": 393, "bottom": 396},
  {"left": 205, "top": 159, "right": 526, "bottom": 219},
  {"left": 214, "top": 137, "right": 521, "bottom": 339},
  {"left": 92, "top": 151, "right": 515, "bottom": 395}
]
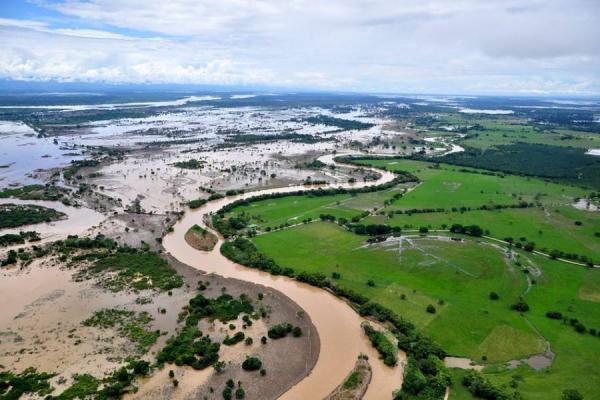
[{"left": 163, "top": 154, "right": 405, "bottom": 399}]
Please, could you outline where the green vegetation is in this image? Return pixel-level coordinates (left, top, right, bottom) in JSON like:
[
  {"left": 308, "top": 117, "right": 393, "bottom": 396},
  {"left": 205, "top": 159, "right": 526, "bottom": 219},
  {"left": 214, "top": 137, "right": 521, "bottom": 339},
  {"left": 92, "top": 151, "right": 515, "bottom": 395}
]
[
  {"left": 0, "top": 367, "right": 54, "bottom": 399},
  {"left": 0, "top": 184, "right": 69, "bottom": 201},
  {"left": 267, "top": 323, "right": 302, "bottom": 339},
  {"left": 63, "top": 159, "right": 100, "bottom": 181},
  {"left": 172, "top": 159, "right": 205, "bottom": 169},
  {"left": 461, "top": 370, "right": 519, "bottom": 400},
  {"left": 0, "top": 231, "right": 40, "bottom": 247},
  {"left": 82, "top": 309, "right": 159, "bottom": 353},
  {"left": 223, "top": 133, "right": 331, "bottom": 145},
  {"left": 75, "top": 249, "right": 184, "bottom": 292},
  {"left": 158, "top": 293, "right": 254, "bottom": 370},
  {"left": 351, "top": 158, "right": 599, "bottom": 262},
  {"left": 223, "top": 332, "right": 245, "bottom": 346},
  {"left": 215, "top": 151, "right": 600, "bottom": 398},
  {"left": 343, "top": 371, "right": 363, "bottom": 390},
  {"left": 304, "top": 115, "right": 375, "bottom": 130},
  {"left": 0, "top": 360, "right": 152, "bottom": 400},
  {"left": 362, "top": 323, "right": 397, "bottom": 366},
  {"left": 436, "top": 143, "right": 600, "bottom": 190},
  {"left": 241, "top": 357, "right": 262, "bottom": 371},
  {"left": 0, "top": 204, "right": 65, "bottom": 229}
]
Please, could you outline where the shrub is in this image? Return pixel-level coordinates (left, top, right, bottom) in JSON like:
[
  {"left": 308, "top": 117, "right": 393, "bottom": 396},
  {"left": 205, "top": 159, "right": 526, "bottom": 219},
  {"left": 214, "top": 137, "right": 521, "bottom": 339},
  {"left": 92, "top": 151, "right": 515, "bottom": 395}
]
[
  {"left": 426, "top": 304, "right": 436, "bottom": 314},
  {"left": 510, "top": 301, "right": 530, "bottom": 312},
  {"left": 546, "top": 311, "right": 563, "bottom": 320},
  {"left": 268, "top": 323, "right": 293, "bottom": 339},
  {"left": 242, "top": 357, "right": 262, "bottom": 371},
  {"left": 489, "top": 292, "right": 499, "bottom": 300},
  {"left": 562, "top": 389, "right": 583, "bottom": 400},
  {"left": 292, "top": 326, "right": 303, "bottom": 337},
  {"left": 362, "top": 324, "right": 397, "bottom": 366},
  {"left": 235, "top": 387, "right": 245, "bottom": 399}
]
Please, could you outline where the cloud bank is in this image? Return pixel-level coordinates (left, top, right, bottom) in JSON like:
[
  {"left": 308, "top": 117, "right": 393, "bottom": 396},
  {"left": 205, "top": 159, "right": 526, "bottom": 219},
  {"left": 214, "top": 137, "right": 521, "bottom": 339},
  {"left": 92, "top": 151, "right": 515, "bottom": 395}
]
[{"left": 0, "top": 0, "right": 599, "bottom": 94}]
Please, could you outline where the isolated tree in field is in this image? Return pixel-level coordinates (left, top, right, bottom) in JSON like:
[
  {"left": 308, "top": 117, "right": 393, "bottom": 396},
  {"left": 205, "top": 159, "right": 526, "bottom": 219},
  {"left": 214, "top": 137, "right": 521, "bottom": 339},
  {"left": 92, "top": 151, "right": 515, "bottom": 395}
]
[
  {"left": 562, "top": 389, "right": 583, "bottom": 400},
  {"left": 489, "top": 292, "right": 499, "bottom": 300}
]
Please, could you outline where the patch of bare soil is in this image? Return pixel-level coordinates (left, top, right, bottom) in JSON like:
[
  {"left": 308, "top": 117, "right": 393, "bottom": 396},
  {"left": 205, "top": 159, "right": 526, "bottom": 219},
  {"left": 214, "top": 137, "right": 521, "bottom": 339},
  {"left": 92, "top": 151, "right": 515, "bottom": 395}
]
[
  {"left": 325, "top": 357, "right": 372, "bottom": 400},
  {"left": 184, "top": 228, "right": 218, "bottom": 251}
]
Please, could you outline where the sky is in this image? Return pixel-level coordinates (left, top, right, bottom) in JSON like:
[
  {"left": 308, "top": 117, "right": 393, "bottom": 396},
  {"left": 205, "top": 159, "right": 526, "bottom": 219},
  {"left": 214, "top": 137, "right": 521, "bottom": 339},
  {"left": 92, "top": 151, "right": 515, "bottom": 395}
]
[{"left": 0, "top": 0, "right": 599, "bottom": 95}]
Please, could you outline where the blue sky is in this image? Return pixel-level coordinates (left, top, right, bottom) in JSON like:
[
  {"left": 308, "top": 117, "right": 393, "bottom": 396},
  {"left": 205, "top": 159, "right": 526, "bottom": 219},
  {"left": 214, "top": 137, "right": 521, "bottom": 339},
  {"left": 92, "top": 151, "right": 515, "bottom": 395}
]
[{"left": 0, "top": 0, "right": 599, "bottom": 95}]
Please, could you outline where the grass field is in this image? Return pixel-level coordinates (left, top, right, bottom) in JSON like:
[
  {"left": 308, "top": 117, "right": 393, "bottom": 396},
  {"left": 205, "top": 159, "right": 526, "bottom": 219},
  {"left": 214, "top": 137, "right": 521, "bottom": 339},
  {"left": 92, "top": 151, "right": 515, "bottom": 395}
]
[
  {"left": 251, "top": 222, "right": 600, "bottom": 399},
  {"left": 420, "top": 116, "right": 600, "bottom": 150},
  {"left": 352, "top": 158, "right": 600, "bottom": 261},
  {"left": 225, "top": 185, "right": 409, "bottom": 230},
  {"left": 253, "top": 222, "right": 541, "bottom": 361}
]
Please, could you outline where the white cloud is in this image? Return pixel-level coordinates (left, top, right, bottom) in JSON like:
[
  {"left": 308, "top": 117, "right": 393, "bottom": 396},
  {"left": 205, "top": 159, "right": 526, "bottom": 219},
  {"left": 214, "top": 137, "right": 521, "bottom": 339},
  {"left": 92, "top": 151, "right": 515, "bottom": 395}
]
[{"left": 0, "top": 0, "right": 599, "bottom": 94}]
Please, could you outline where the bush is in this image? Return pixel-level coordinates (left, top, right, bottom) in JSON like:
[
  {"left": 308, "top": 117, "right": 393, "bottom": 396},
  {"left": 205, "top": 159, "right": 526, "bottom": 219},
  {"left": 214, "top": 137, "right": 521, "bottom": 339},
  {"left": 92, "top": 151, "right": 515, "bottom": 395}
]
[
  {"left": 510, "top": 301, "right": 530, "bottom": 312},
  {"left": 362, "top": 324, "right": 397, "bottom": 366},
  {"left": 562, "top": 389, "right": 584, "bottom": 400},
  {"left": 292, "top": 326, "right": 303, "bottom": 337},
  {"left": 235, "top": 387, "right": 245, "bottom": 399},
  {"left": 268, "top": 323, "right": 293, "bottom": 339},
  {"left": 426, "top": 305, "right": 436, "bottom": 314},
  {"left": 241, "top": 357, "right": 262, "bottom": 371},
  {"left": 489, "top": 292, "right": 499, "bottom": 300},
  {"left": 546, "top": 311, "right": 563, "bottom": 320},
  {"left": 462, "top": 370, "right": 516, "bottom": 400}
]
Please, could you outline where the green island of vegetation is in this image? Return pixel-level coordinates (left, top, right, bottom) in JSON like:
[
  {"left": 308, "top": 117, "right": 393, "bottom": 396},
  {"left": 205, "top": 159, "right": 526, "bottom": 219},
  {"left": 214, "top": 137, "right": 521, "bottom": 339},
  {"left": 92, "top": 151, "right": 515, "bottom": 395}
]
[
  {"left": 0, "top": 203, "right": 66, "bottom": 229},
  {"left": 172, "top": 159, "right": 205, "bottom": 169}
]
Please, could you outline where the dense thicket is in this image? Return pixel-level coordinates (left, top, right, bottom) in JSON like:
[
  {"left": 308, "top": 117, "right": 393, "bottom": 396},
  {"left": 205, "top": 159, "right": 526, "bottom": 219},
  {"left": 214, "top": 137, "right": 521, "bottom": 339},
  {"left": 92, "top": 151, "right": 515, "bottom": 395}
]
[{"left": 433, "top": 143, "right": 600, "bottom": 190}]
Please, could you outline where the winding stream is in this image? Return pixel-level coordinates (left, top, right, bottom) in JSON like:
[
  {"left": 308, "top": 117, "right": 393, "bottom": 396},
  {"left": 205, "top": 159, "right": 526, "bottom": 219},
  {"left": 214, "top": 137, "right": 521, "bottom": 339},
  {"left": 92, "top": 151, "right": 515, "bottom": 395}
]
[{"left": 163, "top": 153, "right": 405, "bottom": 399}]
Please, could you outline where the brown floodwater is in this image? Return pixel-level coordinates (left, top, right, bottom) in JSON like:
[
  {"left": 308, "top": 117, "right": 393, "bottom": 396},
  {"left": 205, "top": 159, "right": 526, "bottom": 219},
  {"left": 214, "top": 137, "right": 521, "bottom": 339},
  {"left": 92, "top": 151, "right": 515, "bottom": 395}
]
[{"left": 163, "top": 153, "right": 404, "bottom": 399}]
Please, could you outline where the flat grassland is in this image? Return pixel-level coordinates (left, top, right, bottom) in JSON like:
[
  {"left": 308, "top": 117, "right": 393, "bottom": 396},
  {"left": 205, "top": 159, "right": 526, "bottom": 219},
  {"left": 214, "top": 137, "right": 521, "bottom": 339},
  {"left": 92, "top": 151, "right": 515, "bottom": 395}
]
[
  {"left": 354, "top": 158, "right": 600, "bottom": 260},
  {"left": 252, "top": 222, "right": 600, "bottom": 399}
]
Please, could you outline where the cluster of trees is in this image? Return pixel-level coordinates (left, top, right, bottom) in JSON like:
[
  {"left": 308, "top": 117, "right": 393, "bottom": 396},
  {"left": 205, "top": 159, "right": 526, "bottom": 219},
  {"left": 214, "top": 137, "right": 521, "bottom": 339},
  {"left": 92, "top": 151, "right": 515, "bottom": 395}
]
[
  {"left": 549, "top": 249, "right": 595, "bottom": 267},
  {"left": 63, "top": 159, "right": 100, "bottom": 181},
  {"left": 305, "top": 115, "right": 375, "bottom": 130},
  {"left": 435, "top": 143, "right": 600, "bottom": 191},
  {"left": 0, "top": 203, "right": 66, "bottom": 229},
  {"left": 362, "top": 324, "right": 397, "bottom": 366},
  {"left": 449, "top": 224, "right": 484, "bottom": 237},
  {"left": 461, "top": 370, "right": 520, "bottom": 400},
  {"left": 172, "top": 159, "right": 205, "bottom": 169},
  {"left": 386, "top": 201, "right": 533, "bottom": 218},
  {"left": 267, "top": 323, "right": 302, "bottom": 339},
  {"left": 0, "top": 183, "right": 69, "bottom": 201},
  {"left": 225, "top": 133, "right": 330, "bottom": 145},
  {"left": 223, "top": 332, "right": 245, "bottom": 346},
  {"left": 546, "top": 311, "right": 599, "bottom": 337}
]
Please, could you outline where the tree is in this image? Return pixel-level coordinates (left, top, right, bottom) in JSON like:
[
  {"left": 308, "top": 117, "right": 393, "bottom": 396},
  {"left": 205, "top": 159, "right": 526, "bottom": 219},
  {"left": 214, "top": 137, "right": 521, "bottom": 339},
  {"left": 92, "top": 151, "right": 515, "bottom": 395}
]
[
  {"left": 562, "top": 389, "right": 584, "bottom": 400},
  {"left": 511, "top": 301, "right": 530, "bottom": 312},
  {"left": 426, "top": 304, "right": 436, "bottom": 314},
  {"left": 242, "top": 357, "right": 262, "bottom": 371},
  {"left": 489, "top": 292, "right": 499, "bottom": 300},
  {"left": 235, "top": 388, "right": 245, "bottom": 399}
]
